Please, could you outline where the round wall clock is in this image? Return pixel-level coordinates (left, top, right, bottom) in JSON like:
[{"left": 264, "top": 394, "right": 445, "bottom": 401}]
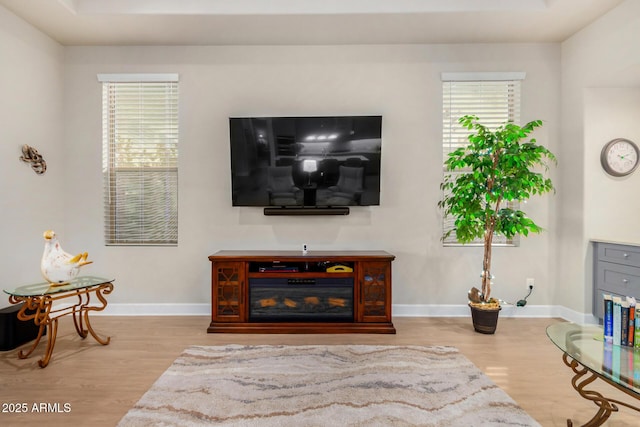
[{"left": 600, "top": 138, "right": 640, "bottom": 177}]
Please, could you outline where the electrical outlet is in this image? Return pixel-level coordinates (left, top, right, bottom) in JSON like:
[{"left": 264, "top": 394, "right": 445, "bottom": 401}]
[{"left": 526, "top": 277, "right": 535, "bottom": 289}]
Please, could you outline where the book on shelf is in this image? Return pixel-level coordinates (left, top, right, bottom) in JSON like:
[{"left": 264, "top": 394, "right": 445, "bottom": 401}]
[
  {"left": 621, "top": 300, "right": 630, "bottom": 346},
  {"left": 635, "top": 308, "right": 640, "bottom": 350},
  {"left": 627, "top": 296, "right": 636, "bottom": 347},
  {"left": 603, "top": 294, "right": 613, "bottom": 343},
  {"left": 613, "top": 296, "right": 622, "bottom": 346}
]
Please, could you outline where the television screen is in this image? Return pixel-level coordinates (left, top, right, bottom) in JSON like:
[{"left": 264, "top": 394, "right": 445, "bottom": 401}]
[{"left": 229, "top": 116, "right": 382, "bottom": 207}]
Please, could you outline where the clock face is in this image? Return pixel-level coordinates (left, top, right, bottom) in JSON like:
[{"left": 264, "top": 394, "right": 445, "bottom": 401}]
[{"left": 600, "top": 138, "right": 640, "bottom": 177}]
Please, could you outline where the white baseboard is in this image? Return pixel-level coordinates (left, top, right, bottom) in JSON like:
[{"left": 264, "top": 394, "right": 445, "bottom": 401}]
[
  {"left": 393, "top": 304, "right": 558, "bottom": 318},
  {"left": 94, "top": 303, "right": 599, "bottom": 324},
  {"left": 394, "top": 304, "right": 600, "bottom": 324},
  {"left": 551, "top": 305, "right": 600, "bottom": 325},
  {"left": 95, "top": 303, "right": 210, "bottom": 316},
  {"left": 392, "top": 304, "right": 470, "bottom": 317}
]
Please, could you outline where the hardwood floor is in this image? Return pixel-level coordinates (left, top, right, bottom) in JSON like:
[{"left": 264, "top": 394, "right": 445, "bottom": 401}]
[{"left": 1, "top": 316, "right": 638, "bottom": 426}]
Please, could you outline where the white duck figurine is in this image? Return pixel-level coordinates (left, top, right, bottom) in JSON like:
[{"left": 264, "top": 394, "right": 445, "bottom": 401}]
[{"left": 41, "top": 230, "right": 92, "bottom": 285}]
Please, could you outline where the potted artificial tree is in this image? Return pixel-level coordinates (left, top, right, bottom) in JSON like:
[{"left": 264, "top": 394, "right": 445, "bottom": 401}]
[{"left": 439, "top": 115, "right": 556, "bottom": 334}]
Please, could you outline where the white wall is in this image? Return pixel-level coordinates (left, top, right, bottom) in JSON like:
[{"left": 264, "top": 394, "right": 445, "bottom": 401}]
[
  {"left": 62, "top": 44, "right": 560, "bottom": 310},
  {"left": 0, "top": 6, "right": 64, "bottom": 308},
  {"left": 559, "top": 0, "right": 640, "bottom": 315},
  {"left": 3, "top": 0, "right": 639, "bottom": 318},
  {"left": 585, "top": 89, "right": 640, "bottom": 243}
]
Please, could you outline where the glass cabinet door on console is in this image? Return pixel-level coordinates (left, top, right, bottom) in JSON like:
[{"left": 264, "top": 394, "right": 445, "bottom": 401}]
[
  {"left": 212, "top": 262, "right": 245, "bottom": 322},
  {"left": 358, "top": 261, "right": 391, "bottom": 323}
]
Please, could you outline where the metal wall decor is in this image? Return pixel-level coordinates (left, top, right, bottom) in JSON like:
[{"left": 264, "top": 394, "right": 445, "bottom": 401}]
[{"left": 19, "top": 144, "right": 47, "bottom": 175}]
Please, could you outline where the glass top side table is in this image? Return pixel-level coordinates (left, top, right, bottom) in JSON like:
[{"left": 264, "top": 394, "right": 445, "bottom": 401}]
[
  {"left": 546, "top": 322, "right": 640, "bottom": 426},
  {"left": 4, "top": 276, "right": 114, "bottom": 368}
]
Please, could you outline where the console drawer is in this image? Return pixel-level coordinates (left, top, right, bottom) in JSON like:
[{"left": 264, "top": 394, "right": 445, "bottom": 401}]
[
  {"left": 598, "top": 262, "right": 640, "bottom": 296},
  {"left": 597, "top": 243, "right": 640, "bottom": 267}
]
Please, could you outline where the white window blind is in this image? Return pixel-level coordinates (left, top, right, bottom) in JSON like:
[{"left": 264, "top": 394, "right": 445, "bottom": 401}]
[
  {"left": 441, "top": 73, "right": 523, "bottom": 246},
  {"left": 100, "top": 74, "right": 179, "bottom": 246}
]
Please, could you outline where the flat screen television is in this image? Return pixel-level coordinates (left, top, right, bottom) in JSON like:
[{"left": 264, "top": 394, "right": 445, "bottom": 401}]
[{"left": 229, "top": 116, "right": 382, "bottom": 210}]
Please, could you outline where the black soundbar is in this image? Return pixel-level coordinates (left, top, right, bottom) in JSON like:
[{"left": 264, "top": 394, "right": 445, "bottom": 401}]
[{"left": 264, "top": 207, "right": 350, "bottom": 216}]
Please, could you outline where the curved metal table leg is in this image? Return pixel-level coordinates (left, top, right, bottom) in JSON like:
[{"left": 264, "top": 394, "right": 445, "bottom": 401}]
[
  {"left": 13, "top": 296, "right": 52, "bottom": 360},
  {"left": 72, "top": 293, "right": 88, "bottom": 338},
  {"left": 81, "top": 283, "right": 113, "bottom": 345},
  {"left": 38, "top": 318, "right": 58, "bottom": 368},
  {"left": 17, "top": 322, "right": 46, "bottom": 359},
  {"left": 563, "top": 353, "right": 640, "bottom": 427},
  {"left": 82, "top": 309, "right": 110, "bottom": 345},
  {"left": 13, "top": 296, "right": 58, "bottom": 368}
]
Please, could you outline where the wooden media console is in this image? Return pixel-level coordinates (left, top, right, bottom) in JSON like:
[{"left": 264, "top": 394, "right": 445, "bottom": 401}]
[{"left": 208, "top": 250, "right": 395, "bottom": 333}]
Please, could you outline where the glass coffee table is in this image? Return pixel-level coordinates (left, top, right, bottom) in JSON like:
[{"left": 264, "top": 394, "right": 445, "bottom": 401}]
[
  {"left": 546, "top": 322, "right": 640, "bottom": 426},
  {"left": 4, "top": 276, "right": 114, "bottom": 368}
]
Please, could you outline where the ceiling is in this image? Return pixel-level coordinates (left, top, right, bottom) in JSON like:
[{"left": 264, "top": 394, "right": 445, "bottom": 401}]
[{"left": 0, "top": 0, "right": 625, "bottom": 46}]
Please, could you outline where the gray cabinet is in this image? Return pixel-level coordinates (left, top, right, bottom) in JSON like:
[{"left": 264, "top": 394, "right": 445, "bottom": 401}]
[{"left": 593, "top": 241, "right": 640, "bottom": 319}]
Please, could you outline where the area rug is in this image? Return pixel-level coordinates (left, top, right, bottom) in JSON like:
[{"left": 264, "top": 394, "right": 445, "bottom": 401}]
[{"left": 118, "top": 345, "right": 540, "bottom": 426}]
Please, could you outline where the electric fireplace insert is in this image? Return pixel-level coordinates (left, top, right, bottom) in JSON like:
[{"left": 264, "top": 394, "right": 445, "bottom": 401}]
[{"left": 249, "top": 277, "right": 354, "bottom": 322}]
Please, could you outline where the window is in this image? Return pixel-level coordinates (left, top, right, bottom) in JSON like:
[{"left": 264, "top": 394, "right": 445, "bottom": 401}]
[
  {"left": 99, "top": 74, "right": 179, "bottom": 245},
  {"left": 441, "top": 72, "right": 524, "bottom": 246}
]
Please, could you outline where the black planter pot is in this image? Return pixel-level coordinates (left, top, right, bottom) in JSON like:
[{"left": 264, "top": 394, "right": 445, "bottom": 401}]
[{"left": 469, "top": 303, "right": 501, "bottom": 334}]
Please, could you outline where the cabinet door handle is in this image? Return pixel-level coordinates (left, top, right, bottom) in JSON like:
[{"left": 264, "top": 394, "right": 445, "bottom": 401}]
[
  {"left": 623, "top": 253, "right": 629, "bottom": 258},
  {"left": 622, "top": 278, "right": 629, "bottom": 284}
]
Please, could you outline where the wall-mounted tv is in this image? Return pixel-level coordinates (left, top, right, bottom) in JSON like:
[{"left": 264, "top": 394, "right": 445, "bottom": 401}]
[{"left": 229, "top": 116, "right": 382, "bottom": 211}]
